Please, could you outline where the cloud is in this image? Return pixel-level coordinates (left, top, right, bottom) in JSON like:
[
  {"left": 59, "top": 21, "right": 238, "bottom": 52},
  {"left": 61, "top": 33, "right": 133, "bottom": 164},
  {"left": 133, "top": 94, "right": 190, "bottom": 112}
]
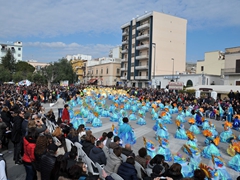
[
  {"left": 0, "top": 0, "right": 240, "bottom": 38},
  {"left": 24, "top": 41, "right": 115, "bottom": 62}
]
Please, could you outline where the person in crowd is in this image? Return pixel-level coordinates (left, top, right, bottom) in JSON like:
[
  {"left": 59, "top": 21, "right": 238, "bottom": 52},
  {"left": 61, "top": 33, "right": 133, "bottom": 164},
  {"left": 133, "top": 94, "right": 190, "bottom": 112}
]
[
  {"left": 50, "top": 155, "right": 68, "bottom": 180},
  {"left": 1, "top": 106, "right": 12, "bottom": 128},
  {"left": 62, "top": 104, "right": 70, "bottom": 124},
  {"left": 45, "top": 109, "right": 56, "bottom": 124},
  {"left": 135, "top": 147, "right": 149, "bottom": 168},
  {"left": 0, "top": 153, "right": 7, "bottom": 180},
  {"left": 21, "top": 112, "right": 31, "bottom": 137},
  {"left": 105, "top": 131, "right": 114, "bottom": 148},
  {"left": 77, "top": 124, "right": 86, "bottom": 142},
  {"left": 67, "top": 128, "right": 78, "bottom": 143},
  {"left": 89, "top": 140, "right": 107, "bottom": 165},
  {"left": 0, "top": 116, "right": 7, "bottom": 151},
  {"left": 192, "top": 169, "right": 206, "bottom": 180},
  {"left": 52, "top": 95, "right": 65, "bottom": 118},
  {"left": 109, "top": 136, "right": 121, "bottom": 149},
  {"left": 40, "top": 143, "right": 58, "bottom": 180},
  {"left": 82, "top": 134, "right": 96, "bottom": 156},
  {"left": 144, "top": 164, "right": 166, "bottom": 180},
  {"left": 117, "top": 156, "right": 138, "bottom": 180},
  {"left": 164, "top": 163, "right": 183, "bottom": 180},
  {"left": 122, "top": 144, "right": 135, "bottom": 157},
  {"left": 66, "top": 146, "right": 78, "bottom": 170},
  {"left": 104, "top": 146, "right": 122, "bottom": 174},
  {"left": 34, "top": 135, "right": 48, "bottom": 180},
  {"left": 11, "top": 110, "right": 25, "bottom": 165}
]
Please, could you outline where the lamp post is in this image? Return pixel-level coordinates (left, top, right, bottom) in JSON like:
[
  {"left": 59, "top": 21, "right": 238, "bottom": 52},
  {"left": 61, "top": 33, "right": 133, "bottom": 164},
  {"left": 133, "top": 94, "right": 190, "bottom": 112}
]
[
  {"left": 152, "top": 43, "right": 156, "bottom": 88},
  {"left": 171, "top": 58, "right": 174, "bottom": 82}
]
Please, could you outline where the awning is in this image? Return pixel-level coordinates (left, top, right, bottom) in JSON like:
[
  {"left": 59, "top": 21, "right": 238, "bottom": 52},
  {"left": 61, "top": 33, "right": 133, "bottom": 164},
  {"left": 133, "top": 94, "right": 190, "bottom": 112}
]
[{"left": 88, "top": 78, "right": 97, "bottom": 84}]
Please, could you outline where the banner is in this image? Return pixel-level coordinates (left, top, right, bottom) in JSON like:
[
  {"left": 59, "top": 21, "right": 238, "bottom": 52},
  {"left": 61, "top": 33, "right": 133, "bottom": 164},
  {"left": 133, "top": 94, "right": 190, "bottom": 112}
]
[
  {"left": 60, "top": 80, "right": 69, "bottom": 87},
  {"left": 168, "top": 82, "right": 183, "bottom": 90}
]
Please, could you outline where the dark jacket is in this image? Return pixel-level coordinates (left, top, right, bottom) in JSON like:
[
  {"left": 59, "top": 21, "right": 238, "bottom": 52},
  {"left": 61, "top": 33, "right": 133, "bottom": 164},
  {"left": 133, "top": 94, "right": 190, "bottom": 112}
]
[
  {"left": 0, "top": 121, "right": 7, "bottom": 140},
  {"left": 41, "top": 152, "right": 57, "bottom": 180},
  {"left": 82, "top": 140, "right": 94, "bottom": 156},
  {"left": 109, "top": 142, "right": 119, "bottom": 149},
  {"left": 89, "top": 146, "right": 106, "bottom": 165},
  {"left": 21, "top": 119, "right": 28, "bottom": 137},
  {"left": 122, "top": 148, "right": 135, "bottom": 157},
  {"left": 34, "top": 150, "right": 46, "bottom": 172},
  {"left": 1, "top": 111, "right": 11, "bottom": 128},
  {"left": 117, "top": 162, "right": 138, "bottom": 180},
  {"left": 11, "top": 115, "right": 24, "bottom": 143},
  {"left": 164, "top": 169, "right": 183, "bottom": 180}
]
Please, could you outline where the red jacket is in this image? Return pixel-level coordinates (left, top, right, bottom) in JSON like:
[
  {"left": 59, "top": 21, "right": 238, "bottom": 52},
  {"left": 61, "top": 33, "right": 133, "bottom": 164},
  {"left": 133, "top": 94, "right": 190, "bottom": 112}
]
[
  {"left": 22, "top": 137, "right": 36, "bottom": 163},
  {"left": 61, "top": 108, "right": 70, "bottom": 124}
]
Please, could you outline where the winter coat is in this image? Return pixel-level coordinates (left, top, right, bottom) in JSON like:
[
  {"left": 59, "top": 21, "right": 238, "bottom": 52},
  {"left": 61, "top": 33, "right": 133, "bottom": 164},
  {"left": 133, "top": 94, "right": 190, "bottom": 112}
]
[
  {"left": 61, "top": 108, "right": 70, "bottom": 124},
  {"left": 0, "top": 122, "right": 7, "bottom": 141},
  {"left": 89, "top": 146, "right": 106, "bottom": 165},
  {"left": 164, "top": 169, "right": 183, "bottom": 180},
  {"left": 104, "top": 152, "right": 122, "bottom": 174},
  {"left": 82, "top": 140, "right": 94, "bottom": 156},
  {"left": 122, "top": 148, "right": 135, "bottom": 157},
  {"left": 11, "top": 115, "right": 24, "bottom": 143},
  {"left": 117, "top": 162, "right": 138, "bottom": 180},
  {"left": 22, "top": 137, "right": 36, "bottom": 164},
  {"left": 54, "top": 98, "right": 65, "bottom": 109},
  {"left": 1, "top": 111, "right": 11, "bottom": 128},
  {"left": 135, "top": 155, "right": 147, "bottom": 168},
  {"left": 41, "top": 152, "right": 57, "bottom": 180}
]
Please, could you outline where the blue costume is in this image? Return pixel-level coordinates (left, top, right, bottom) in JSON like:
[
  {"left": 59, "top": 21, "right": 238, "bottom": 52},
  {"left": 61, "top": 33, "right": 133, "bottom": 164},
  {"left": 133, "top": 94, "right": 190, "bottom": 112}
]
[
  {"left": 175, "top": 124, "right": 188, "bottom": 140},
  {"left": 201, "top": 138, "right": 221, "bottom": 159},
  {"left": 189, "top": 123, "right": 201, "bottom": 135},
  {"left": 136, "top": 117, "right": 146, "bottom": 125},
  {"left": 129, "top": 113, "right": 137, "bottom": 121},
  {"left": 157, "top": 138, "right": 172, "bottom": 161},
  {"left": 173, "top": 154, "right": 193, "bottom": 178},
  {"left": 176, "top": 114, "right": 186, "bottom": 123},
  {"left": 118, "top": 122, "right": 136, "bottom": 145},
  {"left": 155, "top": 124, "right": 169, "bottom": 140},
  {"left": 92, "top": 116, "right": 102, "bottom": 127},
  {"left": 202, "top": 119, "right": 210, "bottom": 130},
  {"left": 228, "top": 153, "right": 240, "bottom": 172},
  {"left": 220, "top": 127, "right": 233, "bottom": 143},
  {"left": 233, "top": 116, "right": 240, "bottom": 130},
  {"left": 212, "top": 156, "right": 232, "bottom": 180}
]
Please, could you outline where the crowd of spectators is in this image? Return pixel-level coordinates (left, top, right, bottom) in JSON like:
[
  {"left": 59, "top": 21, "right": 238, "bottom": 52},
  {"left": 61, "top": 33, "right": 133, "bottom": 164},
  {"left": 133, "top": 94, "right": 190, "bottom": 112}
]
[{"left": 1, "top": 84, "right": 240, "bottom": 180}]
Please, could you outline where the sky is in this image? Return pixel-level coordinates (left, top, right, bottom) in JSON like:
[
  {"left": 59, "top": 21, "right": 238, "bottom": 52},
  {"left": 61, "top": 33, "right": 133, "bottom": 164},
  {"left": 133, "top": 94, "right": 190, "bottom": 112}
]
[{"left": 0, "top": 0, "right": 240, "bottom": 63}]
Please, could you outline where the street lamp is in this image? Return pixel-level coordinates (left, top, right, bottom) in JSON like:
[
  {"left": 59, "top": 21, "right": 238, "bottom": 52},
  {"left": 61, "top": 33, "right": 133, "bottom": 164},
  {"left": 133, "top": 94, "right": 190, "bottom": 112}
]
[
  {"left": 152, "top": 43, "right": 156, "bottom": 88},
  {"left": 171, "top": 58, "right": 174, "bottom": 82}
]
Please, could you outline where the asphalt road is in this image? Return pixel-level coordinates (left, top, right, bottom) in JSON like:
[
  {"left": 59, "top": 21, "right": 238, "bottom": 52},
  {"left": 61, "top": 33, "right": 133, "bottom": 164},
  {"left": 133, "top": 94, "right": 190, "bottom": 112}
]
[{"left": 3, "top": 100, "right": 240, "bottom": 180}]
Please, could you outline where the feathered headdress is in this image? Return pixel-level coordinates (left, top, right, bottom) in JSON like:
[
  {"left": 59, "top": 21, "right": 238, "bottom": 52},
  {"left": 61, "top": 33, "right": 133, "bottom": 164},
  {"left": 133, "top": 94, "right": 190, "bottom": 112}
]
[
  {"left": 211, "top": 155, "right": 225, "bottom": 166},
  {"left": 182, "top": 144, "right": 192, "bottom": 157},
  {"left": 186, "top": 130, "right": 195, "bottom": 140},
  {"left": 111, "top": 124, "right": 115, "bottom": 132},
  {"left": 173, "top": 103, "right": 177, "bottom": 107},
  {"left": 232, "top": 142, "right": 240, "bottom": 153},
  {"left": 224, "top": 121, "right": 232, "bottom": 130},
  {"left": 120, "top": 104, "right": 124, "bottom": 109},
  {"left": 202, "top": 130, "right": 213, "bottom": 137},
  {"left": 188, "top": 118, "right": 195, "bottom": 124},
  {"left": 175, "top": 120, "right": 181, "bottom": 127},
  {"left": 143, "top": 137, "right": 147, "bottom": 146},
  {"left": 158, "top": 136, "right": 168, "bottom": 146},
  {"left": 161, "top": 111, "right": 166, "bottom": 117},
  {"left": 199, "top": 163, "right": 213, "bottom": 178},
  {"left": 164, "top": 108, "right": 169, "bottom": 112},
  {"left": 152, "top": 104, "right": 157, "bottom": 109},
  {"left": 114, "top": 103, "right": 118, "bottom": 108},
  {"left": 213, "top": 136, "right": 220, "bottom": 146},
  {"left": 93, "top": 112, "right": 99, "bottom": 117},
  {"left": 178, "top": 106, "right": 182, "bottom": 111}
]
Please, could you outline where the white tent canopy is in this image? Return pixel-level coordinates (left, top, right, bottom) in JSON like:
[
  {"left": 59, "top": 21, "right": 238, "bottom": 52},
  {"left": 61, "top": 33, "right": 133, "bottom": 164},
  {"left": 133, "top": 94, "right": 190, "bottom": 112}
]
[
  {"left": 18, "top": 79, "right": 32, "bottom": 86},
  {"left": 186, "top": 85, "right": 240, "bottom": 94}
]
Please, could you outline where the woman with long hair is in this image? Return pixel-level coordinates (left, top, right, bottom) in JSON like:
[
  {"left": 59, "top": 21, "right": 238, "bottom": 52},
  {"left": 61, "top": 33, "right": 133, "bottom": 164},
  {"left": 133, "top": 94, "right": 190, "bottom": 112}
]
[{"left": 34, "top": 135, "right": 48, "bottom": 180}]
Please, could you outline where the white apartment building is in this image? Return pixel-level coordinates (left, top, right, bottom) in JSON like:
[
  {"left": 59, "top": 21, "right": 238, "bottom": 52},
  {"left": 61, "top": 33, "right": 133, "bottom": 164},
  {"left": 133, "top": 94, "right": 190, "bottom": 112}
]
[
  {"left": 120, "top": 11, "right": 187, "bottom": 88},
  {"left": 66, "top": 54, "right": 92, "bottom": 61},
  {"left": 0, "top": 41, "right": 23, "bottom": 62},
  {"left": 109, "top": 46, "right": 121, "bottom": 58}
]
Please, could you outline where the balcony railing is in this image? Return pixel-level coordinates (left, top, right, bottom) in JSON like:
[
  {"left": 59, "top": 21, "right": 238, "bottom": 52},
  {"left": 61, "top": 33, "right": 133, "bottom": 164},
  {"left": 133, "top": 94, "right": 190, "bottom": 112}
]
[
  {"left": 135, "top": 65, "right": 148, "bottom": 70},
  {"left": 136, "top": 44, "right": 149, "bottom": 50},
  {"left": 137, "top": 23, "right": 150, "bottom": 31},
  {"left": 122, "top": 31, "right": 128, "bottom": 36},
  {"left": 136, "top": 55, "right": 148, "bottom": 60},
  {"left": 120, "top": 76, "right": 127, "bottom": 80},
  {"left": 1, "top": 48, "right": 7, "bottom": 52},
  {"left": 136, "top": 34, "right": 149, "bottom": 40},
  {"left": 221, "top": 68, "right": 240, "bottom": 75},
  {"left": 121, "top": 59, "right": 127, "bottom": 62},
  {"left": 121, "top": 49, "right": 128, "bottom": 54},
  {"left": 135, "top": 76, "right": 148, "bottom": 80},
  {"left": 122, "top": 40, "right": 128, "bottom": 45},
  {"left": 120, "top": 68, "right": 127, "bottom": 71}
]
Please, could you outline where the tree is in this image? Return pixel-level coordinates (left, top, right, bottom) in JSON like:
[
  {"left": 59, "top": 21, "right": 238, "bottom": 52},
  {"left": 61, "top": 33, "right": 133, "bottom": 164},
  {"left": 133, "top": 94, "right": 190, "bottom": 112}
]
[
  {"left": 0, "top": 65, "right": 11, "bottom": 82},
  {"left": 1, "top": 49, "right": 16, "bottom": 73},
  {"left": 15, "top": 61, "right": 35, "bottom": 73}
]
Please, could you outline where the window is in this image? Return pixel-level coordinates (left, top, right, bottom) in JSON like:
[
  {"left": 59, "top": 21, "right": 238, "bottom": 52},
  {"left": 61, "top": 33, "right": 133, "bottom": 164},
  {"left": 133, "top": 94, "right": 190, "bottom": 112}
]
[
  {"left": 18, "top": 48, "right": 21, "bottom": 51},
  {"left": 18, "top": 54, "right": 21, "bottom": 57},
  {"left": 201, "top": 66, "right": 204, "bottom": 72},
  {"left": 131, "top": 72, "right": 134, "bottom": 76},
  {"left": 131, "top": 53, "right": 135, "bottom": 57},
  {"left": 117, "top": 69, "right": 120, "bottom": 74},
  {"left": 132, "top": 34, "right": 135, "bottom": 39},
  {"left": 106, "top": 68, "right": 108, "bottom": 74},
  {"left": 96, "top": 69, "right": 98, "bottom": 74},
  {"left": 101, "top": 69, "right": 103, "bottom": 74},
  {"left": 139, "top": 72, "right": 142, "bottom": 76},
  {"left": 132, "top": 44, "right": 135, "bottom": 48},
  {"left": 131, "top": 63, "right": 134, "bottom": 67}
]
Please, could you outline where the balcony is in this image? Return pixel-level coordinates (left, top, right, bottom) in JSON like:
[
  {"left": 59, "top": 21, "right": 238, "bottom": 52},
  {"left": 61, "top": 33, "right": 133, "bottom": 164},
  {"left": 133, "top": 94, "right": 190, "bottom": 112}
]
[
  {"left": 135, "top": 76, "right": 148, "bottom": 80},
  {"left": 221, "top": 68, "right": 240, "bottom": 75},
  {"left": 135, "top": 65, "right": 148, "bottom": 70},
  {"left": 120, "top": 76, "right": 127, "bottom": 80},
  {"left": 121, "top": 49, "right": 128, "bottom": 54},
  {"left": 136, "top": 34, "right": 149, "bottom": 40},
  {"left": 122, "top": 31, "right": 128, "bottom": 36},
  {"left": 121, "top": 58, "right": 127, "bottom": 62},
  {"left": 136, "top": 44, "right": 149, "bottom": 50},
  {"left": 1, "top": 48, "right": 7, "bottom": 52},
  {"left": 136, "top": 55, "right": 148, "bottom": 60},
  {"left": 120, "top": 67, "right": 127, "bottom": 71},
  {"left": 137, "top": 23, "right": 150, "bottom": 31},
  {"left": 122, "top": 40, "right": 128, "bottom": 45}
]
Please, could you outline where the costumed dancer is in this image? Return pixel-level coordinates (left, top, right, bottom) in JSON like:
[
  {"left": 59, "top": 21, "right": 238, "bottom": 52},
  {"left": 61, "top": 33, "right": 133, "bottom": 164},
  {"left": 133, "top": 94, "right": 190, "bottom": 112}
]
[
  {"left": 228, "top": 141, "right": 240, "bottom": 172},
  {"left": 110, "top": 108, "right": 120, "bottom": 122},
  {"left": 118, "top": 117, "right": 136, "bottom": 145},
  {"left": 203, "top": 129, "right": 214, "bottom": 145},
  {"left": 211, "top": 155, "right": 232, "bottom": 180},
  {"left": 201, "top": 136, "right": 221, "bottom": 159},
  {"left": 101, "top": 105, "right": 110, "bottom": 117},
  {"left": 161, "top": 110, "right": 172, "bottom": 124},
  {"left": 129, "top": 110, "right": 137, "bottom": 121},
  {"left": 174, "top": 120, "right": 188, "bottom": 140},
  {"left": 209, "top": 122, "right": 219, "bottom": 137},
  {"left": 143, "top": 137, "right": 156, "bottom": 158},
  {"left": 226, "top": 135, "right": 239, "bottom": 157},
  {"left": 172, "top": 103, "right": 178, "bottom": 114},
  {"left": 92, "top": 112, "right": 102, "bottom": 127},
  {"left": 220, "top": 121, "right": 233, "bottom": 143},
  {"left": 195, "top": 110, "right": 203, "bottom": 127},
  {"left": 155, "top": 123, "right": 169, "bottom": 140},
  {"left": 202, "top": 117, "right": 210, "bottom": 130},
  {"left": 188, "top": 118, "right": 201, "bottom": 135},
  {"left": 227, "top": 104, "right": 234, "bottom": 122},
  {"left": 232, "top": 115, "right": 240, "bottom": 130},
  {"left": 111, "top": 124, "right": 118, "bottom": 137},
  {"left": 173, "top": 153, "right": 193, "bottom": 178},
  {"left": 136, "top": 111, "right": 146, "bottom": 125},
  {"left": 157, "top": 136, "right": 172, "bottom": 161}
]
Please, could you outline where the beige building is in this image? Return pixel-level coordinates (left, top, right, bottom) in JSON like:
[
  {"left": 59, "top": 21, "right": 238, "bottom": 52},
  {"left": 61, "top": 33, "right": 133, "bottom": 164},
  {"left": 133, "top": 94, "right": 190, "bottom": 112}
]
[
  {"left": 85, "top": 58, "right": 121, "bottom": 86},
  {"left": 221, "top": 47, "right": 240, "bottom": 85},
  {"left": 120, "top": 11, "right": 187, "bottom": 88},
  {"left": 27, "top": 60, "right": 49, "bottom": 71},
  {"left": 196, "top": 51, "right": 225, "bottom": 76}
]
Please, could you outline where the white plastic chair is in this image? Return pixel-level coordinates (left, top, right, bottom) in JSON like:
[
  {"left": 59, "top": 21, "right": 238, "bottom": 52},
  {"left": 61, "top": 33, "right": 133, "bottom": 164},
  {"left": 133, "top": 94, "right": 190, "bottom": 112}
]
[
  {"left": 65, "top": 138, "right": 74, "bottom": 152},
  {"left": 74, "top": 142, "right": 85, "bottom": 158},
  {"left": 110, "top": 173, "right": 124, "bottom": 180},
  {"left": 82, "top": 154, "right": 99, "bottom": 176},
  {"left": 95, "top": 162, "right": 104, "bottom": 179},
  {"left": 134, "top": 161, "right": 146, "bottom": 180}
]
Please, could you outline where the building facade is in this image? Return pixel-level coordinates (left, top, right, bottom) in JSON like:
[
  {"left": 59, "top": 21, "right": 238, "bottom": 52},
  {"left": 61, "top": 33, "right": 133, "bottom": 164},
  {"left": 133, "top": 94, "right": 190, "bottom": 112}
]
[
  {"left": 120, "top": 11, "right": 187, "bottom": 88},
  {"left": 66, "top": 54, "right": 92, "bottom": 61},
  {"left": 0, "top": 41, "right": 23, "bottom": 62},
  {"left": 196, "top": 51, "right": 225, "bottom": 76},
  {"left": 27, "top": 60, "right": 49, "bottom": 72},
  {"left": 70, "top": 59, "right": 86, "bottom": 82},
  {"left": 109, "top": 46, "right": 121, "bottom": 58},
  {"left": 221, "top": 47, "right": 240, "bottom": 85},
  {"left": 85, "top": 58, "right": 121, "bottom": 86}
]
